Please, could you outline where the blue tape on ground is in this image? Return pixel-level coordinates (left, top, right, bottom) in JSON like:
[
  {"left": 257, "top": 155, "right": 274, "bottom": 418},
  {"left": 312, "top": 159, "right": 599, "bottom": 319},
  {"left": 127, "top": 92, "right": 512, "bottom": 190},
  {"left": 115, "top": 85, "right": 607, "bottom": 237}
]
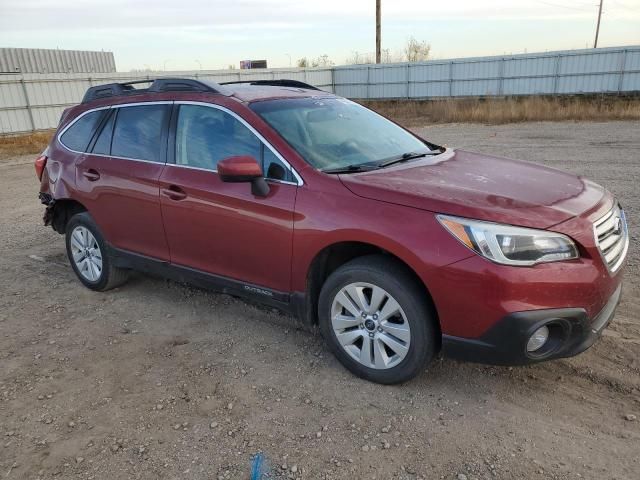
[{"left": 250, "top": 452, "right": 265, "bottom": 480}]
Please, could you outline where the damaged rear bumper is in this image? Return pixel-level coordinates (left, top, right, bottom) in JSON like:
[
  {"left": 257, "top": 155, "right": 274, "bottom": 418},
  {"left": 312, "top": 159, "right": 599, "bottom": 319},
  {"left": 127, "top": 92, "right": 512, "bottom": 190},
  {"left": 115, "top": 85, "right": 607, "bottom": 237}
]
[
  {"left": 38, "top": 192, "right": 61, "bottom": 232},
  {"left": 39, "top": 192, "right": 55, "bottom": 225}
]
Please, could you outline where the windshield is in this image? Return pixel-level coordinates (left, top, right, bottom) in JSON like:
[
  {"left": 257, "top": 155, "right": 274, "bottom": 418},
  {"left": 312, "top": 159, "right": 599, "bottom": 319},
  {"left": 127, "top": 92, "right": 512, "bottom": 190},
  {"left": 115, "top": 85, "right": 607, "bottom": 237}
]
[{"left": 250, "top": 97, "right": 438, "bottom": 171}]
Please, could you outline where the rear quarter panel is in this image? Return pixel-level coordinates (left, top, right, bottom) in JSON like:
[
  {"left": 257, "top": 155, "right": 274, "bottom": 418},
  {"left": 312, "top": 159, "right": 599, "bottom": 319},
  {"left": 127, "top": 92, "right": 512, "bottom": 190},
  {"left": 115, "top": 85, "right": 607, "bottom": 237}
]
[{"left": 41, "top": 139, "right": 78, "bottom": 200}]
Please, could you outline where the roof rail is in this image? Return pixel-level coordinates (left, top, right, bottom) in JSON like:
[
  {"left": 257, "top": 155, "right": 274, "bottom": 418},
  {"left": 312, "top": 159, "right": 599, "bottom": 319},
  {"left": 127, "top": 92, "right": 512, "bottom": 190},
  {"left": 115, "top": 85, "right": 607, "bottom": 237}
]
[
  {"left": 81, "top": 77, "right": 226, "bottom": 103},
  {"left": 219, "top": 79, "right": 320, "bottom": 91}
]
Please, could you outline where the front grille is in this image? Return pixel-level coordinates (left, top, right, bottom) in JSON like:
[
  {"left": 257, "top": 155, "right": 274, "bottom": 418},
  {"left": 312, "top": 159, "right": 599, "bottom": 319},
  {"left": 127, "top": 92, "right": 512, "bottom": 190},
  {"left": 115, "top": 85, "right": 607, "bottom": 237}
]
[{"left": 593, "top": 203, "right": 629, "bottom": 273}]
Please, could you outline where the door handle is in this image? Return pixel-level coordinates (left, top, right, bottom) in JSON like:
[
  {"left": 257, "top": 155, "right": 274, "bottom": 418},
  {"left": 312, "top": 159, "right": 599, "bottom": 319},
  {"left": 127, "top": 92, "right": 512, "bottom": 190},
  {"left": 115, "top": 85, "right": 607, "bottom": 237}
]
[
  {"left": 82, "top": 169, "right": 100, "bottom": 181},
  {"left": 161, "top": 185, "right": 187, "bottom": 201}
]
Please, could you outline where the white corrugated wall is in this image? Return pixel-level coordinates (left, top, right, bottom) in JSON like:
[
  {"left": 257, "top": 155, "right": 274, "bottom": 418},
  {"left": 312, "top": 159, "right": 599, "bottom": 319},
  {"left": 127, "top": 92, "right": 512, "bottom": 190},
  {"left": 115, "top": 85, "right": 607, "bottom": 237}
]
[
  {"left": 0, "top": 68, "right": 334, "bottom": 134},
  {"left": 0, "top": 48, "right": 116, "bottom": 74},
  {"left": 334, "top": 46, "right": 640, "bottom": 99},
  {"left": 1, "top": 46, "right": 639, "bottom": 134}
]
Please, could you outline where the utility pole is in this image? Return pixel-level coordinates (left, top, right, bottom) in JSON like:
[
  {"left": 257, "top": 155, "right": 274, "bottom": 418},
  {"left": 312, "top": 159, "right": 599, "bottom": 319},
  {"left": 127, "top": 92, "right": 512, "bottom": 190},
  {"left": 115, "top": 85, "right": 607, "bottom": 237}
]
[
  {"left": 376, "top": 0, "right": 381, "bottom": 63},
  {"left": 594, "top": 0, "right": 603, "bottom": 48}
]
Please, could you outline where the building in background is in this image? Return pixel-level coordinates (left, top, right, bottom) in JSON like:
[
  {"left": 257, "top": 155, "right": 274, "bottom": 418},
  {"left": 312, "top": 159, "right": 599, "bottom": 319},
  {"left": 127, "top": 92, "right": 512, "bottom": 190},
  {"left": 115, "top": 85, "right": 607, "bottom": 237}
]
[{"left": 0, "top": 48, "right": 116, "bottom": 74}]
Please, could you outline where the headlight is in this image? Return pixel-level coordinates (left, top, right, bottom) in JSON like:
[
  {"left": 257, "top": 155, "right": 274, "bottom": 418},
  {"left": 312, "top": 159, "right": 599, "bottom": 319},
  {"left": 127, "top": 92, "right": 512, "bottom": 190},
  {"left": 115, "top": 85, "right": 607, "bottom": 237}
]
[{"left": 437, "top": 215, "right": 579, "bottom": 266}]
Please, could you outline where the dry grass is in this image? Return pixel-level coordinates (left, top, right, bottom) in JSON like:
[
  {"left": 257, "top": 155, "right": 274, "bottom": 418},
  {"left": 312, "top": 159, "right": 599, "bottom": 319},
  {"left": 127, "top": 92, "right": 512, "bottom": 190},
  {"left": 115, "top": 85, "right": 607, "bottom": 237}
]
[
  {"left": 0, "top": 130, "right": 54, "bottom": 159},
  {"left": 1, "top": 96, "right": 638, "bottom": 159},
  {"left": 363, "top": 96, "right": 640, "bottom": 126}
]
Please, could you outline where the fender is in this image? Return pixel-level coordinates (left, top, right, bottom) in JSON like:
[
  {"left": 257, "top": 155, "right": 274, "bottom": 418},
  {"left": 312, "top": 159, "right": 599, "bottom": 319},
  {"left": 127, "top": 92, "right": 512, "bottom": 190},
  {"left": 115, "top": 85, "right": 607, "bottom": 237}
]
[{"left": 290, "top": 183, "right": 476, "bottom": 296}]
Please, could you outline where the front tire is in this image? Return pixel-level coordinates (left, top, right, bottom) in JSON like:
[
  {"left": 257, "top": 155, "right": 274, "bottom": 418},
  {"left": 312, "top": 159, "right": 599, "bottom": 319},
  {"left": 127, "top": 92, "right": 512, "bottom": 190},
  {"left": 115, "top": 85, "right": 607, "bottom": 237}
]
[
  {"left": 318, "top": 255, "right": 438, "bottom": 384},
  {"left": 65, "top": 212, "right": 129, "bottom": 291}
]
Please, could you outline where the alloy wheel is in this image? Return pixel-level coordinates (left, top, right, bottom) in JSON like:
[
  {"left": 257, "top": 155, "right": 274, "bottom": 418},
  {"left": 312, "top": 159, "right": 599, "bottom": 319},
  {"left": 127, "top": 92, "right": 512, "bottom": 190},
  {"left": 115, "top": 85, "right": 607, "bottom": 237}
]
[
  {"left": 331, "top": 282, "right": 411, "bottom": 369},
  {"left": 70, "top": 226, "right": 103, "bottom": 282}
]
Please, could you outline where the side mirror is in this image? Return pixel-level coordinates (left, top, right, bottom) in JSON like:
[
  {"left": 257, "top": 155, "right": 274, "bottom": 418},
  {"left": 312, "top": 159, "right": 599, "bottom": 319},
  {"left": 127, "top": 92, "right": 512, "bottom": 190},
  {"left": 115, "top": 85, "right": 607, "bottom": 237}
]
[{"left": 217, "top": 156, "right": 270, "bottom": 197}]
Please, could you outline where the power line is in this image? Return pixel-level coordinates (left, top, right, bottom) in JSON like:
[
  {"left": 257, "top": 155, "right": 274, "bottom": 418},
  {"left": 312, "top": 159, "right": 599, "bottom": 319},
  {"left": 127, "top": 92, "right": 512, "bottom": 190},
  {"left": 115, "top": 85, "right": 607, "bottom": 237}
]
[
  {"left": 612, "top": 1, "right": 639, "bottom": 11},
  {"left": 531, "top": 0, "right": 607, "bottom": 50},
  {"left": 532, "top": 0, "right": 596, "bottom": 11}
]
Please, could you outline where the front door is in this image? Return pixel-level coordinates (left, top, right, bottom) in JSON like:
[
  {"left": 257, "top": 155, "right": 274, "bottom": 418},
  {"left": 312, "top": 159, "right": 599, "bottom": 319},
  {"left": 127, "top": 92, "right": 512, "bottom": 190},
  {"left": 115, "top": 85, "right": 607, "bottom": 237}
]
[{"left": 159, "top": 103, "right": 299, "bottom": 293}]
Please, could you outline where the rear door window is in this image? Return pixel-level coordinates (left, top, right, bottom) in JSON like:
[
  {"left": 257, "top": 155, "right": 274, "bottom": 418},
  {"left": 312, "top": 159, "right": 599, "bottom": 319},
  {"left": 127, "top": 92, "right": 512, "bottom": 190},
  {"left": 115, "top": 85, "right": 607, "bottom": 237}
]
[
  {"left": 60, "top": 110, "right": 106, "bottom": 152},
  {"left": 91, "top": 110, "right": 115, "bottom": 155},
  {"left": 111, "top": 104, "right": 169, "bottom": 162}
]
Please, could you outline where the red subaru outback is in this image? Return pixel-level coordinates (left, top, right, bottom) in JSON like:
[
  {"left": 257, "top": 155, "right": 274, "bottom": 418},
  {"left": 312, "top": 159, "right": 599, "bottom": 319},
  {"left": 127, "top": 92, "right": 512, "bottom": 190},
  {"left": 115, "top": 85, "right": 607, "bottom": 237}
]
[{"left": 36, "top": 78, "right": 628, "bottom": 384}]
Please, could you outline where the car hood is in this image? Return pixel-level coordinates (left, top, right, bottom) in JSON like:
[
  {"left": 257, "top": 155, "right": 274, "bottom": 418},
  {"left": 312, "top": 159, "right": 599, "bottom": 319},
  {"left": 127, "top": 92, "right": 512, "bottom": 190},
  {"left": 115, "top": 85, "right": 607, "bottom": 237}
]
[{"left": 339, "top": 149, "right": 605, "bottom": 229}]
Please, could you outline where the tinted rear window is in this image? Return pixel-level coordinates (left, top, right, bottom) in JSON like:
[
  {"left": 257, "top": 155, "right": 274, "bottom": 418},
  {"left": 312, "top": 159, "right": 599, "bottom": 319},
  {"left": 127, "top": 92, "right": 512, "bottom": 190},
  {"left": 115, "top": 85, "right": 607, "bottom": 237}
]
[
  {"left": 92, "top": 110, "right": 115, "bottom": 155},
  {"left": 111, "top": 105, "right": 168, "bottom": 162},
  {"left": 60, "top": 110, "right": 105, "bottom": 152}
]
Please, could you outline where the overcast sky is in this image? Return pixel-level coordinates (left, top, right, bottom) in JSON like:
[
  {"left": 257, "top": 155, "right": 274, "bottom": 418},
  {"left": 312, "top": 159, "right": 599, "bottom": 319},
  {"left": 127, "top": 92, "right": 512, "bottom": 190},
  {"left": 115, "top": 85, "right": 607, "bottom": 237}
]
[{"left": 1, "top": 0, "right": 639, "bottom": 71}]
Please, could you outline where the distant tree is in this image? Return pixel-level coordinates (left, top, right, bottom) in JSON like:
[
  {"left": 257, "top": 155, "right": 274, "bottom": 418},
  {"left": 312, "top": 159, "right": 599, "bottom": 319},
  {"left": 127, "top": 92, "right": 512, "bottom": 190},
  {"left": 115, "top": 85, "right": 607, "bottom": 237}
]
[
  {"left": 344, "top": 51, "right": 374, "bottom": 65},
  {"left": 404, "top": 36, "right": 431, "bottom": 62},
  {"left": 297, "top": 57, "right": 309, "bottom": 68},
  {"left": 311, "top": 54, "right": 334, "bottom": 67},
  {"left": 381, "top": 48, "right": 404, "bottom": 63},
  {"left": 228, "top": 64, "right": 236, "bottom": 70}
]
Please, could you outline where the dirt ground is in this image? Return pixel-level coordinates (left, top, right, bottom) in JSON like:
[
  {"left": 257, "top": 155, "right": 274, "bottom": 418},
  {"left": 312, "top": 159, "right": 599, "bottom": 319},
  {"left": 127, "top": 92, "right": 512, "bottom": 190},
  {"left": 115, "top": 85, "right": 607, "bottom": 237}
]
[{"left": 0, "top": 121, "right": 638, "bottom": 480}]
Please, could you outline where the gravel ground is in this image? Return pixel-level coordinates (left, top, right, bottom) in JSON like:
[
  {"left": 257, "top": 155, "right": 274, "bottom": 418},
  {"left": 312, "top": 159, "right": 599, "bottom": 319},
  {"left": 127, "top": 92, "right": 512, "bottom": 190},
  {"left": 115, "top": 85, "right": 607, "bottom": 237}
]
[{"left": 0, "top": 121, "right": 638, "bottom": 480}]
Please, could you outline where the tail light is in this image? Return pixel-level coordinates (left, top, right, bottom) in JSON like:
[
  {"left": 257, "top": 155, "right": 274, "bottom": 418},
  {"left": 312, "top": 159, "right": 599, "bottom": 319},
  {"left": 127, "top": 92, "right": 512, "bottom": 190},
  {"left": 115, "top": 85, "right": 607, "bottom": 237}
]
[{"left": 35, "top": 154, "right": 48, "bottom": 180}]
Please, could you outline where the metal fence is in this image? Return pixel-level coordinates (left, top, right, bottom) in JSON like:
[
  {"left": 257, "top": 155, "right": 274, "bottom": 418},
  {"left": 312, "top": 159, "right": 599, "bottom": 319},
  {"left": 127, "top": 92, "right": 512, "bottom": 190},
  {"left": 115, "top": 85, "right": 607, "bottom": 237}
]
[
  {"left": 334, "top": 45, "right": 640, "bottom": 99},
  {"left": 1, "top": 45, "right": 639, "bottom": 135},
  {"left": 0, "top": 68, "right": 333, "bottom": 134}
]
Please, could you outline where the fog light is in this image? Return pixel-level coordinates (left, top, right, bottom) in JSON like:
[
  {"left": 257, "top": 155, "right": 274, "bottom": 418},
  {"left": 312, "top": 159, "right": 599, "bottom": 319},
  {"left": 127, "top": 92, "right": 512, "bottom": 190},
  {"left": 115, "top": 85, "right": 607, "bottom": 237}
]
[{"left": 527, "top": 326, "right": 549, "bottom": 352}]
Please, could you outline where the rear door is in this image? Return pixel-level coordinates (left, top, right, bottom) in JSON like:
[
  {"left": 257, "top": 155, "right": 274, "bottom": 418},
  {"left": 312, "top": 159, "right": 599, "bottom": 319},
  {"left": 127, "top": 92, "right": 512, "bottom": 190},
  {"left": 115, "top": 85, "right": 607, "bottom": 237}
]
[
  {"left": 71, "top": 102, "right": 172, "bottom": 260},
  {"left": 158, "top": 102, "right": 299, "bottom": 293}
]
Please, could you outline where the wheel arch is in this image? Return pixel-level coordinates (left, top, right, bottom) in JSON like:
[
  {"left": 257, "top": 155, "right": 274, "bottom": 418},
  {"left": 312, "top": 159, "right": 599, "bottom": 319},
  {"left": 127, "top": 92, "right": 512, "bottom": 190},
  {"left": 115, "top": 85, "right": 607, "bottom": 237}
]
[
  {"left": 45, "top": 197, "right": 87, "bottom": 234},
  {"left": 298, "top": 240, "right": 440, "bottom": 339}
]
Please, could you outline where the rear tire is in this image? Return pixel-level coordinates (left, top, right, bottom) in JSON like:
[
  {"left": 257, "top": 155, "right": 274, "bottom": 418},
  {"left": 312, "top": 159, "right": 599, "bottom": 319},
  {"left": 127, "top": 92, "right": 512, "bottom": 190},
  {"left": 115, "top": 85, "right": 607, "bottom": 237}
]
[
  {"left": 65, "top": 212, "right": 129, "bottom": 291},
  {"left": 318, "top": 255, "right": 437, "bottom": 384}
]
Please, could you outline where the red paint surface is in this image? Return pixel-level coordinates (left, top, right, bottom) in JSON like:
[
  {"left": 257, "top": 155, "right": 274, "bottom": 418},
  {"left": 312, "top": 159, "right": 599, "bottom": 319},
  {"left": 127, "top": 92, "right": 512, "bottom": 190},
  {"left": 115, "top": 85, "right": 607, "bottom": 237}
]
[
  {"left": 158, "top": 165, "right": 297, "bottom": 291},
  {"left": 217, "top": 155, "right": 263, "bottom": 179},
  {"left": 75, "top": 153, "right": 170, "bottom": 260},
  {"left": 41, "top": 87, "right": 626, "bottom": 341}
]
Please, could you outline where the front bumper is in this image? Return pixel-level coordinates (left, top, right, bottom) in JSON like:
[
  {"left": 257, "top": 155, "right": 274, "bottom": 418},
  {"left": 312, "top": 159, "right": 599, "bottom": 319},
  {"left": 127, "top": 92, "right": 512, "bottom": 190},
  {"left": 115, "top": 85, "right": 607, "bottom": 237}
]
[{"left": 441, "top": 283, "right": 621, "bottom": 365}]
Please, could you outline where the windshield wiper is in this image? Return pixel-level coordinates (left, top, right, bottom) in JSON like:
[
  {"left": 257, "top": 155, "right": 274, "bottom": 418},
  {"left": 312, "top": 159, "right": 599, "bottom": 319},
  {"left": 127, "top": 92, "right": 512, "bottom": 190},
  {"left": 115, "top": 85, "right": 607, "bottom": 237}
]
[
  {"left": 322, "top": 149, "right": 444, "bottom": 174},
  {"left": 321, "top": 164, "right": 381, "bottom": 174},
  {"left": 378, "top": 150, "right": 442, "bottom": 168}
]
